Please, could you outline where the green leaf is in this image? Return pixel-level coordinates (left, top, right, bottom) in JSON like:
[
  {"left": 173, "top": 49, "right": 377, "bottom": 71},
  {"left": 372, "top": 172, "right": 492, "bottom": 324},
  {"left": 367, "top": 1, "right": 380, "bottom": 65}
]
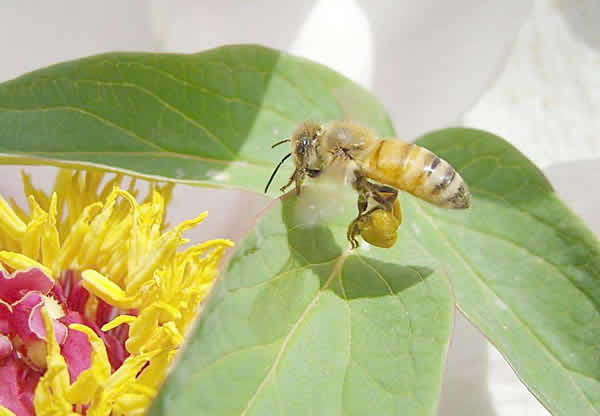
[
  {"left": 0, "top": 45, "right": 390, "bottom": 192},
  {"left": 412, "top": 128, "right": 600, "bottom": 416},
  {"left": 149, "top": 193, "right": 454, "bottom": 416}
]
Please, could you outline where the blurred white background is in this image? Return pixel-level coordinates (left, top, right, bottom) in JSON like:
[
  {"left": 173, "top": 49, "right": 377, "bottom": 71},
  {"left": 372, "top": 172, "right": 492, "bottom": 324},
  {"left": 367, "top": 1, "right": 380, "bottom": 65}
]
[{"left": 1, "top": 1, "right": 599, "bottom": 415}]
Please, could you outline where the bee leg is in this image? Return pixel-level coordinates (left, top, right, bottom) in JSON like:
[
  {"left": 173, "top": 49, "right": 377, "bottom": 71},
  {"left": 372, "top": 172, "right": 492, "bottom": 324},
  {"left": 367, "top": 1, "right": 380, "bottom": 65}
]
[
  {"left": 347, "top": 206, "right": 385, "bottom": 249},
  {"left": 347, "top": 221, "right": 360, "bottom": 249},
  {"left": 347, "top": 175, "right": 400, "bottom": 249},
  {"left": 280, "top": 170, "right": 295, "bottom": 193},
  {"left": 280, "top": 168, "right": 306, "bottom": 195},
  {"left": 370, "top": 184, "right": 398, "bottom": 212},
  {"left": 346, "top": 191, "right": 369, "bottom": 248},
  {"left": 294, "top": 169, "right": 306, "bottom": 195}
]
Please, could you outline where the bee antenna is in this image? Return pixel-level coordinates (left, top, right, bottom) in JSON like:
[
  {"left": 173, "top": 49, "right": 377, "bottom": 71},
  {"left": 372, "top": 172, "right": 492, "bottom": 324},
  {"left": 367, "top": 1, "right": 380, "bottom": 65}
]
[
  {"left": 271, "top": 138, "right": 290, "bottom": 148},
  {"left": 264, "top": 153, "right": 292, "bottom": 193}
]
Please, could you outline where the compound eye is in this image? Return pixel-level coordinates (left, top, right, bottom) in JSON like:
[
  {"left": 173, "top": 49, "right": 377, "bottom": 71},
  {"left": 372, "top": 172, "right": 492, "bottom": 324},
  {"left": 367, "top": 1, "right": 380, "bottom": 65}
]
[{"left": 296, "top": 137, "right": 311, "bottom": 154}]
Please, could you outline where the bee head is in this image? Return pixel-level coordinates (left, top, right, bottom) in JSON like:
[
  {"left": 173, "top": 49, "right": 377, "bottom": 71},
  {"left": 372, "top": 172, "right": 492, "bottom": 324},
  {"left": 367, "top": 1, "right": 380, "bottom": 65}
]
[
  {"left": 290, "top": 122, "right": 322, "bottom": 167},
  {"left": 264, "top": 122, "right": 323, "bottom": 194}
]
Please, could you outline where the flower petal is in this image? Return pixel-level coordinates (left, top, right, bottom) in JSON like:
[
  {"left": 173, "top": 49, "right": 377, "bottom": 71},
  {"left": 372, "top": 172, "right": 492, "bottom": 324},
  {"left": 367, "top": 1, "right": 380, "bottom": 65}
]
[
  {"left": 101, "top": 315, "right": 136, "bottom": 332},
  {"left": 0, "top": 269, "right": 54, "bottom": 304},
  {"left": 12, "top": 294, "right": 67, "bottom": 345},
  {"left": 0, "top": 405, "right": 17, "bottom": 416},
  {"left": 124, "top": 203, "right": 207, "bottom": 294},
  {"left": 52, "top": 202, "right": 102, "bottom": 275},
  {"left": 0, "top": 253, "right": 52, "bottom": 280},
  {"left": 66, "top": 323, "right": 111, "bottom": 404},
  {"left": 60, "top": 270, "right": 90, "bottom": 317},
  {"left": 0, "top": 195, "right": 26, "bottom": 241},
  {"left": 61, "top": 311, "right": 127, "bottom": 373},
  {"left": 0, "top": 301, "right": 11, "bottom": 334},
  {"left": 0, "top": 335, "right": 12, "bottom": 360},
  {"left": 86, "top": 351, "right": 158, "bottom": 416},
  {"left": 0, "top": 357, "right": 38, "bottom": 416},
  {"left": 81, "top": 269, "right": 136, "bottom": 309},
  {"left": 58, "top": 316, "right": 92, "bottom": 384},
  {"left": 33, "top": 308, "right": 73, "bottom": 416}
]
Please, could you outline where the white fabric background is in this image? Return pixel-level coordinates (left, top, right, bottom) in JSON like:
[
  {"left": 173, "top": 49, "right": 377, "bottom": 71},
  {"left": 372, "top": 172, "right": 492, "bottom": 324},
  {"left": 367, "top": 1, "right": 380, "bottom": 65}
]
[{"left": 1, "top": 1, "right": 598, "bottom": 414}]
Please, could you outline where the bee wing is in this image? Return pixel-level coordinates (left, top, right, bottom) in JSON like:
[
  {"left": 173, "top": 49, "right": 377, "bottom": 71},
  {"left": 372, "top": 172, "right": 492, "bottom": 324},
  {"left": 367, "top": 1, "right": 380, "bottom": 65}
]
[{"left": 330, "top": 86, "right": 389, "bottom": 132}]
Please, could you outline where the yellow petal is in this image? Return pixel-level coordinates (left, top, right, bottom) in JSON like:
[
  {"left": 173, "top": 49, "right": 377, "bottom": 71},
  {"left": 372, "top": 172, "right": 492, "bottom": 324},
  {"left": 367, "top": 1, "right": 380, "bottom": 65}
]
[
  {"left": 101, "top": 314, "right": 136, "bottom": 332},
  {"left": 114, "top": 393, "right": 152, "bottom": 416},
  {"left": 125, "top": 212, "right": 208, "bottom": 293},
  {"left": 0, "top": 406, "right": 16, "bottom": 416},
  {"left": 136, "top": 350, "right": 173, "bottom": 391},
  {"left": 81, "top": 269, "right": 137, "bottom": 309},
  {"left": 66, "top": 323, "right": 111, "bottom": 404},
  {"left": 21, "top": 197, "right": 47, "bottom": 260},
  {"left": 52, "top": 202, "right": 102, "bottom": 274},
  {"left": 0, "top": 194, "right": 26, "bottom": 241},
  {"left": 125, "top": 306, "right": 160, "bottom": 354},
  {"left": 86, "top": 352, "right": 158, "bottom": 416},
  {"left": 21, "top": 171, "right": 50, "bottom": 211},
  {"left": 34, "top": 308, "right": 73, "bottom": 415},
  {"left": 41, "top": 193, "right": 60, "bottom": 267},
  {"left": 0, "top": 252, "right": 53, "bottom": 278},
  {"left": 77, "top": 189, "right": 118, "bottom": 268}
]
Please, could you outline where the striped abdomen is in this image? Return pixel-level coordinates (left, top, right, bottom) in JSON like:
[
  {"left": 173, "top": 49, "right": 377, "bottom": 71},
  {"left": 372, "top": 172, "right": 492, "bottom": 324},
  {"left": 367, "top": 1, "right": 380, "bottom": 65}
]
[{"left": 361, "top": 139, "right": 471, "bottom": 209}]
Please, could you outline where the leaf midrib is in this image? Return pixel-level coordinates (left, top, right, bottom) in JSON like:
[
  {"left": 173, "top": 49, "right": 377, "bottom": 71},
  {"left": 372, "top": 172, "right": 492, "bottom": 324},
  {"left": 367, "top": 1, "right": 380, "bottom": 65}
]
[{"left": 239, "top": 250, "right": 350, "bottom": 415}]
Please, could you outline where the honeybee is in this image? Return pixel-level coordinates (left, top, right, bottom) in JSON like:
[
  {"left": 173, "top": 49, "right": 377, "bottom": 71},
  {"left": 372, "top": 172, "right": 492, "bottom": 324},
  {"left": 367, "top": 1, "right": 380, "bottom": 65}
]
[{"left": 264, "top": 120, "right": 471, "bottom": 248}]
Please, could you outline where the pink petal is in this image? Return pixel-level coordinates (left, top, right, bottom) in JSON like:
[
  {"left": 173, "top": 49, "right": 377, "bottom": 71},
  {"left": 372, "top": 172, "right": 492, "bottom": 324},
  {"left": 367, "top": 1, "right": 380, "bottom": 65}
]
[
  {"left": 11, "top": 292, "right": 67, "bottom": 344},
  {"left": 95, "top": 297, "right": 117, "bottom": 328},
  {"left": 0, "top": 300, "right": 11, "bottom": 334},
  {"left": 0, "top": 269, "right": 54, "bottom": 304},
  {"left": 102, "top": 326, "right": 128, "bottom": 371},
  {"left": 49, "top": 279, "right": 67, "bottom": 307},
  {"left": 29, "top": 302, "right": 68, "bottom": 344},
  {"left": 61, "top": 270, "right": 89, "bottom": 315},
  {"left": 61, "top": 311, "right": 127, "bottom": 372},
  {"left": 10, "top": 292, "right": 43, "bottom": 342},
  {"left": 0, "top": 334, "right": 12, "bottom": 360},
  {"left": 58, "top": 312, "right": 92, "bottom": 383},
  {"left": 0, "top": 357, "right": 38, "bottom": 416}
]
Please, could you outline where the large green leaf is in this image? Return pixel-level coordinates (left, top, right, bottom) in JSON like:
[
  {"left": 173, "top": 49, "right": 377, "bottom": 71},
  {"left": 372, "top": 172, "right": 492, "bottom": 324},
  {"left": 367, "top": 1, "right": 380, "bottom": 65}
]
[
  {"left": 412, "top": 129, "right": 600, "bottom": 416},
  {"left": 0, "top": 45, "right": 390, "bottom": 192},
  {"left": 149, "top": 192, "right": 454, "bottom": 416}
]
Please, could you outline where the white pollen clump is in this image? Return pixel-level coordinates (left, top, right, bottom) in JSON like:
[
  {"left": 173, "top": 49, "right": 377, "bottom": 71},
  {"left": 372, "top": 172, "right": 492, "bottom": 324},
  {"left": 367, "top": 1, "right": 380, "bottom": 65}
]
[{"left": 293, "top": 179, "right": 349, "bottom": 226}]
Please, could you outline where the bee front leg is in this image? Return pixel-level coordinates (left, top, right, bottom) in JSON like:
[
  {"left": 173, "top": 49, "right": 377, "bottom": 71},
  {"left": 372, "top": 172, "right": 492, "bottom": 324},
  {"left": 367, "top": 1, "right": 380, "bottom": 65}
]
[
  {"left": 294, "top": 169, "right": 306, "bottom": 195},
  {"left": 280, "top": 174, "right": 295, "bottom": 193},
  {"left": 280, "top": 168, "right": 307, "bottom": 195}
]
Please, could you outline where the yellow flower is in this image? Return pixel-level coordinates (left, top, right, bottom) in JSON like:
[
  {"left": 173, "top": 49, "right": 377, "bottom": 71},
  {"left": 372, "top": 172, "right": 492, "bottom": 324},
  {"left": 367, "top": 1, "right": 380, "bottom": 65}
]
[{"left": 0, "top": 169, "right": 232, "bottom": 416}]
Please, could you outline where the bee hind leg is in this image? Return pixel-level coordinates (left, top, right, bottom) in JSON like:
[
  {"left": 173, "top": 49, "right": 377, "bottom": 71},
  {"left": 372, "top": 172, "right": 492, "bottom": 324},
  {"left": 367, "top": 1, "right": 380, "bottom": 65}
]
[
  {"left": 347, "top": 191, "right": 369, "bottom": 249},
  {"left": 347, "top": 176, "right": 399, "bottom": 249},
  {"left": 347, "top": 206, "right": 387, "bottom": 249},
  {"left": 369, "top": 184, "right": 398, "bottom": 212}
]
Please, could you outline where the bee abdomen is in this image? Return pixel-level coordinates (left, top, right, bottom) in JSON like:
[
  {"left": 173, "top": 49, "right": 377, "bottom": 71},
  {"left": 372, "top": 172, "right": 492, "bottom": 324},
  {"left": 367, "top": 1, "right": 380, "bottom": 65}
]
[{"left": 363, "top": 140, "right": 471, "bottom": 209}]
